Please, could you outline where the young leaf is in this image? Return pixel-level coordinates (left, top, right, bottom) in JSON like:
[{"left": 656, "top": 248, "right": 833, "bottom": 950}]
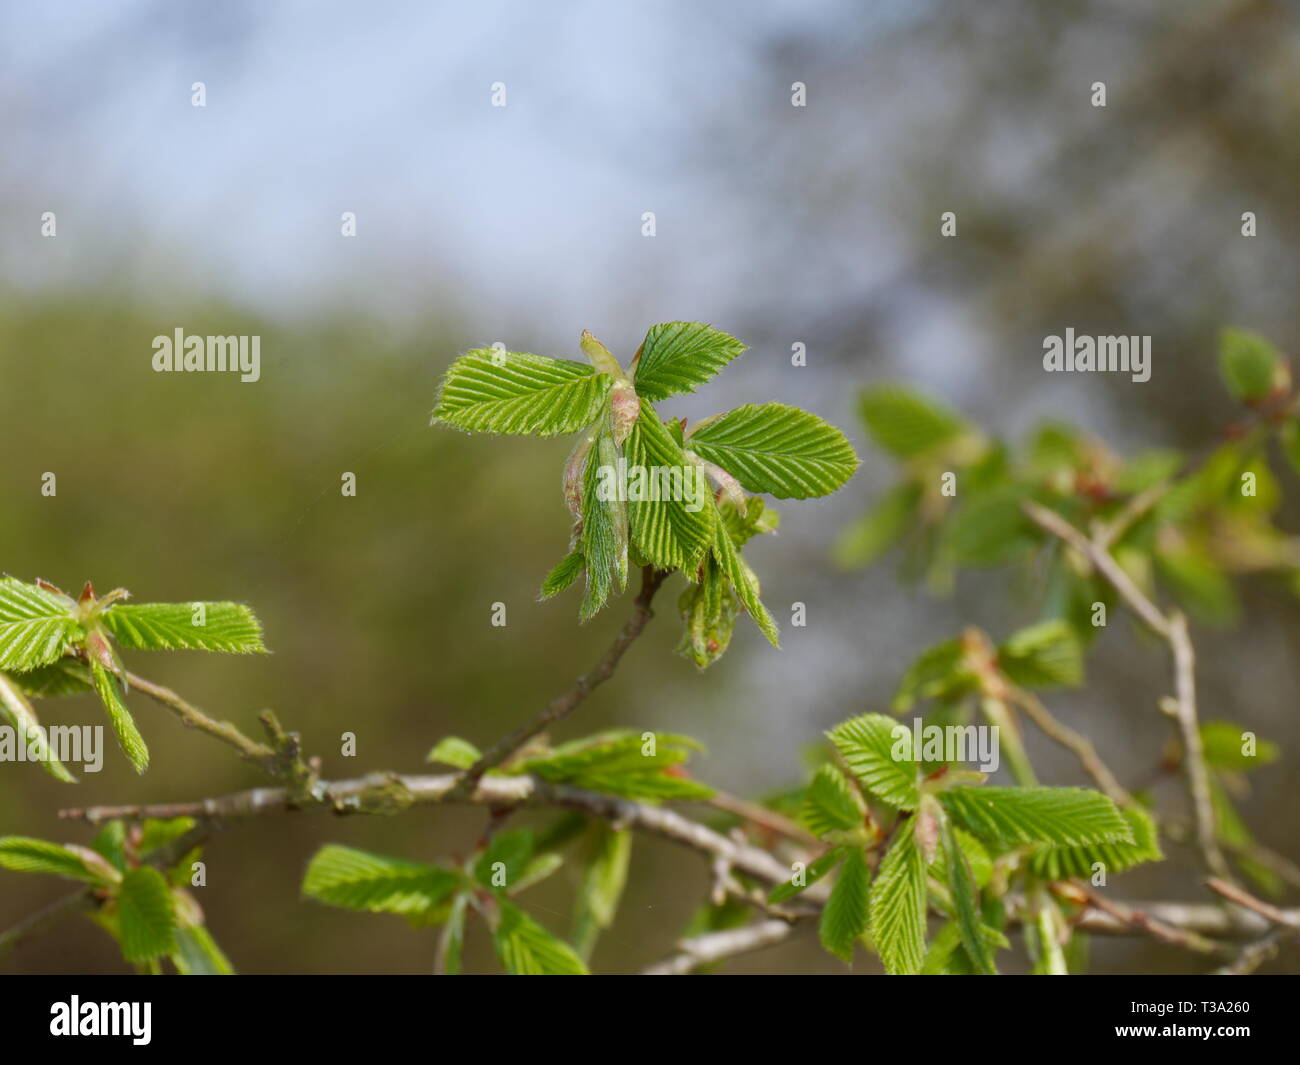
[
  {"left": 1200, "top": 720, "right": 1280, "bottom": 771},
  {"left": 493, "top": 900, "right": 588, "bottom": 975},
  {"left": 539, "top": 550, "right": 585, "bottom": 601},
  {"left": 573, "top": 825, "right": 632, "bottom": 960},
  {"left": 1219, "top": 328, "right": 1280, "bottom": 403},
  {"left": 632, "top": 322, "right": 745, "bottom": 402},
  {"left": 687, "top": 403, "right": 859, "bottom": 499},
  {"left": 675, "top": 554, "right": 738, "bottom": 668},
  {"left": 623, "top": 401, "right": 715, "bottom": 573},
  {"left": 1027, "top": 804, "right": 1163, "bottom": 879},
  {"left": 869, "top": 817, "right": 927, "bottom": 975},
  {"left": 426, "top": 736, "right": 483, "bottom": 769},
  {"left": 940, "top": 786, "right": 1131, "bottom": 847},
  {"left": 859, "top": 385, "right": 964, "bottom": 459},
  {"left": 438, "top": 893, "right": 468, "bottom": 976},
  {"left": 7, "top": 659, "right": 92, "bottom": 698},
  {"left": 0, "top": 671, "right": 74, "bottom": 782},
  {"left": 0, "top": 578, "right": 81, "bottom": 672},
  {"left": 941, "top": 816, "right": 996, "bottom": 975},
  {"left": 433, "top": 349, "right": 613, "bottom": 436},
  {"left": 997, "top": 620, "right": 1083, "bottom": 689},
  {"left": 474, "top": 829, "right": 536, "bottom": 893},
  {"left": 819, "top": 847, "right": 871, "bottom": 962},
  {"left": 303, "top": 845, "right": 459, "bottom": 915},
  {"left": 827, "top": 713, "right": 920, "bottom": 810},
  {"left": 0, "top": 837, "right": 109, "bottom": 882},
  {"left": 835, "top": 482, "right": 921, "bottom": 568},
  {"left": 710, "top": 519, "right": 778, "bottom": 647},
  {"left": 117, "top": 867, "right": 178, "bottom": 964},
  {"left": 100, "top": 602, "right": 266, "bottom": 654},
  {"left": 768, "top": 846, "right": 848, "bottom": 904},
  {"left": 171, "top": 923, "right": 235, "bottom": 976},
  {"left": 892, "top": 638, "right": 973, "bottom": 713},
  {"left": 800, "top": 764, "right": 866, "bottom": 838},
  {"left": 90, "top": 661, "right": 149, "bottom": 774}
]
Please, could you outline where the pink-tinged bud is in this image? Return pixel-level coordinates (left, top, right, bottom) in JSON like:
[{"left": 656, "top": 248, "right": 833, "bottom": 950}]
[
  {"left": 691, "top": 455, "right": 747, "bottom": 516},
  {"left": 84, "top": 629, "right": 118, "bottom": 673},
  {"left": 79, "top": 580, "right": 96, "bottom": 604},
  {"left": 580, "top": 330, "right": 623, "bottom": 379},
  {"left": 609, "top": 382, "right": 640, "bottom": 445},
  {"left": 563, "top": 433, "right": 595, "bottom": 522}
]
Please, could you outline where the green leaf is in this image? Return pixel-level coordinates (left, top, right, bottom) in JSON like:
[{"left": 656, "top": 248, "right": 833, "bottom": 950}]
[
  {"left": 539, "top": 551, "right": 586, "bottom": 601},
  {"left": 117, "top": 867, "right": 178, "bottom": 964},
  {"left": 426, "top": 736, "right": 483, "bottom": 769},
  {"left": 998, "top": 620, "right": 1083, "bottom": 689},
  {"left": 869, "top": 818, "right": 927, "bottom": 975},
  {"left": 439, "top": 893, "right": 468, "bottom": 975},
  {"left": 632, "top": 322, "right": 745, "bottom": 402},
  {"left": 941, "top": 816, "right": 996, "bottom": 974},
  {"left": 827, "top": 713, "right": 920, "bottom": 810},
  {"left": 859, "top": 385, "right": 964, "bottom": 459},
  {"left": 433, "top": 349, "right": 614, "bottom": 436},
  {"left": 474, "top": 829, "right": 536, "bottom": 892},
  {"left": 100, "top": 602, "right": 266, "bottom": 653},
  {"left": 835, "top": 482, "right": 920, "bottom": 568},
  {"left": 1028, "top": 804, "right": 1163, "bottom": 879},
  {"left": 1155, "top": 547, "right": 1238, "bottom": 625},
  {"left": 941, "top": 786, "right": 1131, "bottom": 847},
  {"left": 138, "top": 817, "right": 198, "bottom": 858},
  {"left": 1280, "top": 420, "right": 1300, "bottom": 476},
  {"left": 578, "top": 429, "right": 625, "bottom": 619},
  {"left": 624, "top": 400, "right": 715, "bottom": 573},
  {"left": 0, "top": 836, "right": 108, "bottom": 882},
  {"left": 303, "top": 845, "right": 459, "bottom": 915},
  {"left": 687, "top": 403, "right": 859, "bottom": 499},
  {"left": 91, "top": 821, "right": 129, "bottom": 873},
  {"left": 171, "top": 923, "right": 235, "bottom": 975},
  {"left": 675, "top": 554, "right": 738, "bottom": 668},
  {"left": 710, "top": 518, "right": 778, "bottom": 647},
  {"left": 892, "top": 638, "right": 973, "bottom": 712},
  {"left": 800, "top": 764, "right": 866, "bottom": 837},
  {"left": 516, "top": 729, "right": 713, "bottom": 800},
  {"left": 7, "top": 659, "right": 92, "bottom": 697},
  {"left": 0, "top": 578, "right": 81, "bottom": 672},
  {"left": 573, "top": 826, "right": 632, "bottom": 960},
  {"left": 1219, "top": 328, "right": 1280, "bottom": 403},
  {"left": 493, "top": 900, "right": 589, "bottom": 975},
  {"left": 90, "top": 661, "right": 149, "bottom": 774},
  {"left": 819, "top": 847, "right": 871, "bottom": 962},
  {"left": 945, "top": 491, "right": 1036, "bottom": 565},
  {"left": 1200, "top": 720, "right": 1280, "bottom": 771},
  {"left": 768, "top": 846, "right": 847, "bottom": 904},
  {"left": 0, "top": 671, "right": 74, "bottom": 782}
]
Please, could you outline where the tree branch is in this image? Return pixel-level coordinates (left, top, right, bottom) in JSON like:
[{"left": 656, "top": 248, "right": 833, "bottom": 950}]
[
  {"left": 449, "top": 566, "right": 668, "bottom": 798},
  {"left": 642, "top": 919, "right": 797, "bottom": 974},
  {"left": 127, "top": 671, "right": 275, "bottom": 770},
  {"left": 1021, "top": 500, "right": 1230, "bottom": 879}
]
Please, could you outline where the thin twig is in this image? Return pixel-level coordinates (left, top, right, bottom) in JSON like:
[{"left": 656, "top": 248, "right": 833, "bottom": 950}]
[
  {"left": 1061, "top": 887, "right": 1225, "bottom": 956},
  {"left": 449, "top": 566, "right": 667, "bottom": 798},
  {"left": 126, "top": 671, "right": 275, "bottom": 769},
  {"left": 1021, "top": 500, "right": 1230, "bottom": 879},
  {"left": 707, "top": 790, "right": 819, "bottom": 846},
  {"left": 1009, "top": 687, "right": 1132, "bottom": 807},
  {"left": 642, "top": 919, "right": 797, "bottom": 974},
  {"left": 1205, "top": 878, "right": 1300, "bottom": 929}
]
